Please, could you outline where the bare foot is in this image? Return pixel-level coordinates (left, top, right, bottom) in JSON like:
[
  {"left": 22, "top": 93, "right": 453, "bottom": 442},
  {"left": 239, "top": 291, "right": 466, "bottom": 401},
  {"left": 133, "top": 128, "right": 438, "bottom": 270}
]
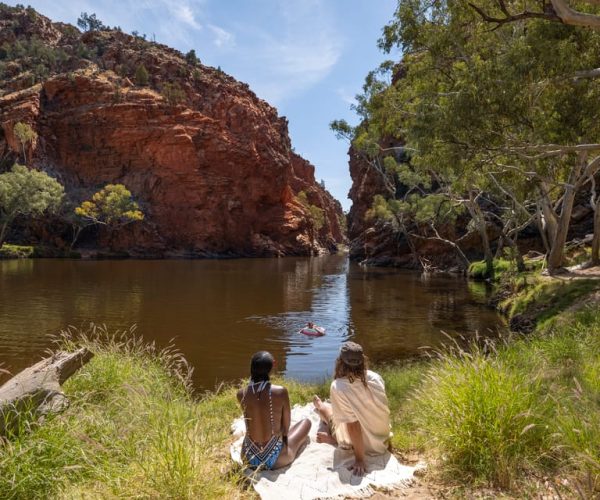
[
  {"left": 316, "top": 431, "right": 337, "bottom": 445},
  {"left": 313, "top": 395, "right": 323, "bottom": 411}
]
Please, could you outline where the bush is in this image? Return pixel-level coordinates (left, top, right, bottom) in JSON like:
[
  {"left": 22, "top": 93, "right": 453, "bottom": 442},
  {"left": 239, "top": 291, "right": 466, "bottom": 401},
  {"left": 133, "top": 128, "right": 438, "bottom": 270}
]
[
  {"left": 468, "top": 258, "right": 513, "bottom": 281},
  {"left": 0, "top": 243, "right": 34, "bottom": 259},
  {"left": 185, "top": 49, "right": 199, "bottom": 66},
  {"left": 134, "top": 64, "right": 149, "bottom": 86},
  {"left": 413, "top": 346, "right": 552, "bottom": 487},
  {"left": 161, "top": 82, "right": 185, "bottom": 106}
]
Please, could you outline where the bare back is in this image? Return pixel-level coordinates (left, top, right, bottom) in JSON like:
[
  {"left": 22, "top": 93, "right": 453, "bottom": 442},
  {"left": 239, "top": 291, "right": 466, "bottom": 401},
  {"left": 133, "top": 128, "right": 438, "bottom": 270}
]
[{"left": 237, "top": 384, "right": 290, "bottom": 445}]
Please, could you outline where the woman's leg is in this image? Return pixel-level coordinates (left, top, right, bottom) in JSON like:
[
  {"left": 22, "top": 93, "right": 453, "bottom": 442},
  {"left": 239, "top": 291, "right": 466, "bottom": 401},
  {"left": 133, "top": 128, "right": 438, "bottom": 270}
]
[
  {"left": 274, "top": 418, "right": 311, "bottom": 468},
  {"left": 313, "top": 395, "right": 333, "bottom": 422},
  {"left": 313, "top": 396, "right": 337, "bottom": 445}
]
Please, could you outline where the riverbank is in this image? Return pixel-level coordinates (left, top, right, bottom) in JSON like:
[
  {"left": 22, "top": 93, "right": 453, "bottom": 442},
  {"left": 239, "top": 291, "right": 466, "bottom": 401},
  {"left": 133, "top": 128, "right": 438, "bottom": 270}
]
[{"left": 1, "top": 274, "right": 599, "bottom": 498}]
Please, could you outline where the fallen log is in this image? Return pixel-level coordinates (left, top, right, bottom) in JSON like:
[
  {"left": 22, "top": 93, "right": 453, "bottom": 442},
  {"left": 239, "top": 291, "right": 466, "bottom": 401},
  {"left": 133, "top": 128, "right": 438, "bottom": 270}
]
[{"left": 0, "top": 348, "right": 93, "bottom": 436}]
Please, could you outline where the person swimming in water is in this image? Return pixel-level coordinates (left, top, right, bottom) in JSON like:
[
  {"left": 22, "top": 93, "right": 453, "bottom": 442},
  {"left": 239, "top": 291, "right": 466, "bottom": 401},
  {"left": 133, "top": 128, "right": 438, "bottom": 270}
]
[{"left": 237, "top": 351, "right": 311, "bottom": 470}]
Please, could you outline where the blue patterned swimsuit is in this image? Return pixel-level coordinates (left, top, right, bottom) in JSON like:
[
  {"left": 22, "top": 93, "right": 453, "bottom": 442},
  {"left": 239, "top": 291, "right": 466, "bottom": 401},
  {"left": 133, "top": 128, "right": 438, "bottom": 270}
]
[{"left": 241, "top": 381, "right": 284, "bottom": 470}]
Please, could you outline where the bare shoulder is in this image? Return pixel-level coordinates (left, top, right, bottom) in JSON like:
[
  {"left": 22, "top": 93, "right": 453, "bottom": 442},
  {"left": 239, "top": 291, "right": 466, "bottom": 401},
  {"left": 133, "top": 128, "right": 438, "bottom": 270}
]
[{"left": 270, "top": 384, "right": 289, "bottom": 398}]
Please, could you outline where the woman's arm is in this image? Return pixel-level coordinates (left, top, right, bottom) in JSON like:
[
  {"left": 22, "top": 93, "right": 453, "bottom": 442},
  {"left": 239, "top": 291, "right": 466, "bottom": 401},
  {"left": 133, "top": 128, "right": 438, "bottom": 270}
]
[
  {"left": 281, "top": 387, "right": 291, "bottom": 445},
  {"left": 346, "top": 420, "right": 366, "bottom": 476}
]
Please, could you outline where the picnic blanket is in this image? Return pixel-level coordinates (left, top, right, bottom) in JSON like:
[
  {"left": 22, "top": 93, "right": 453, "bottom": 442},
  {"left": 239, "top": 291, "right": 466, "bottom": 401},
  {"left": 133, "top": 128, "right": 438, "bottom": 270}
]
[{"left": 230, "top": 403, "right": 420, "bottom": 500}]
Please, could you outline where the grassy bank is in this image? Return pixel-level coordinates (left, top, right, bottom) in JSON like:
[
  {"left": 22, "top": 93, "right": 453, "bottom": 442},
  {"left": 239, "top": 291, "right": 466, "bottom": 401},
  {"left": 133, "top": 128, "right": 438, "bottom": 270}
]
[
  {"left": 2, "top": 278, "right": 600, "bottom": 498},
  {"left": 0, "top": 244, "right": 34, "bottom": 259}
]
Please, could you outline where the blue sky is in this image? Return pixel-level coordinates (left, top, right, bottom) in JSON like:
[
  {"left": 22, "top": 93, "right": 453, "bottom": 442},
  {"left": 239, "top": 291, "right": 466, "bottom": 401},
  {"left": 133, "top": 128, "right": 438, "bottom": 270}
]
[{"left": 9, "top": 1, "right": 398, "bottom": 210}]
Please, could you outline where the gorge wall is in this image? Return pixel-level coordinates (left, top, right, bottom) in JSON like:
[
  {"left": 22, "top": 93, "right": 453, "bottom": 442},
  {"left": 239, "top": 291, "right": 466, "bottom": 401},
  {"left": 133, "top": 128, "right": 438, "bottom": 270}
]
[{"left": 0, "top": 5, "right": 345, "bottom": 257}]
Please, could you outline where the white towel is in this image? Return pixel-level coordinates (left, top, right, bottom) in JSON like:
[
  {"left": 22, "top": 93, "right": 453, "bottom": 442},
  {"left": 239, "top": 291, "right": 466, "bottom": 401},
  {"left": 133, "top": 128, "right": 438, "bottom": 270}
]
[{"left": 230, "top": 403, "right": 422, "bottom": 500}]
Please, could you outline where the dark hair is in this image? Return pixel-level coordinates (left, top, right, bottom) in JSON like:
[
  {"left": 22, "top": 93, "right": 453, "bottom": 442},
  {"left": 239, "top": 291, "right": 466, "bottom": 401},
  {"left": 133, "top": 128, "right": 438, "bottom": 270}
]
[
  {"left": 334, "top": 355, "right": 368, "bottom": 387},
  {"left": 250, "top": 351, "right": 274, "bottom": 382}
]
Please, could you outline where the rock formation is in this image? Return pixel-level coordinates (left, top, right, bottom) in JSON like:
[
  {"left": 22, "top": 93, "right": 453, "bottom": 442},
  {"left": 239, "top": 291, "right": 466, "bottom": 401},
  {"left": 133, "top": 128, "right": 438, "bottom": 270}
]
[{"left": 0, "top": 5, "right": 345, "bottom": 257}]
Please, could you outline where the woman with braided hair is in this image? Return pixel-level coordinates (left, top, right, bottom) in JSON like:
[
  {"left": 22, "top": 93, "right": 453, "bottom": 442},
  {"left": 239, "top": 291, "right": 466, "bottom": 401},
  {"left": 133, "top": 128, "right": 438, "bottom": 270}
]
[{"left": 237, "top": 351, "right": 311, "bottom": 470}]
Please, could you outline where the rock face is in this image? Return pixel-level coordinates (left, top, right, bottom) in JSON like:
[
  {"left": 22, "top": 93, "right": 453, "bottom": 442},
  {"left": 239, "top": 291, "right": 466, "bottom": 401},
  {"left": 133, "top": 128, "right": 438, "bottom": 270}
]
[{"left": 0, "top": 5, "right": 345, "bottom": 256}]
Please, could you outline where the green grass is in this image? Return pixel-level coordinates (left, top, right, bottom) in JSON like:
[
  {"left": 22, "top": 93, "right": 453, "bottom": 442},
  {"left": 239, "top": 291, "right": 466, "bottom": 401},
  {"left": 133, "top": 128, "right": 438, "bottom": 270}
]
[
  {"left": 0, "top": 326, "right": 250, "bottom": 499},
  {"left": 0, "top": 244, "right": 34, "bottom": 259},
  {"left": 500, "top": 275, "right": 599, "bottom": 327},
  {"left": 468, "top": 258, "right": 514, "bottom": 281}
]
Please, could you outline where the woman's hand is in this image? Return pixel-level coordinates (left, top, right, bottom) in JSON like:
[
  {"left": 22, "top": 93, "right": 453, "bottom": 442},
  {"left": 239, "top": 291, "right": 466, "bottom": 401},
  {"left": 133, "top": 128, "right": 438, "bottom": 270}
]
[{"left": 348, "top": 458, "right": 367, "bottom": 476}]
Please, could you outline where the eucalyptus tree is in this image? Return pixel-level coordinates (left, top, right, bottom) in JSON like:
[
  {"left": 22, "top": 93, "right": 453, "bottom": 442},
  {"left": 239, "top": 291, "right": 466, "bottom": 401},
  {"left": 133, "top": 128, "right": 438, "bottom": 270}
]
[
  {"left": 339, "top": 0, "right": 600, "bottom": 274},
  {"left": 0, "top": 164, "right": 64, "bottom": 245}
]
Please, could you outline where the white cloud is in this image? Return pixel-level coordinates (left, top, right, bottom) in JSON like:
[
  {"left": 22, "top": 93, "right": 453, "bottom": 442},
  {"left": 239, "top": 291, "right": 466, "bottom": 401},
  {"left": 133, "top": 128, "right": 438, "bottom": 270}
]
[
  {"left": 208, "top": 24, "right": 234, "bottom": 48},
  {"left": 171, "top": 4, "right": 201, "bottom": 30},
  {"left": 237, "top": 1, "right": 342, "bottom": 104},
  {"left": 336, "top": 87, "right": 356, "bottom": 106}
]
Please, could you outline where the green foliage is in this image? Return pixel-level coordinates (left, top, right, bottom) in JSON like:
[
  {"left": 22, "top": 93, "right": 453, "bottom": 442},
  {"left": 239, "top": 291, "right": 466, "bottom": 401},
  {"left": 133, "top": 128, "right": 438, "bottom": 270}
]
[
  {"left": 501, "top": 277, "right": 599, "bottom": 326},
  {"left": 340, "top": 0, "right": 600, "bottom": 268},
  {"left": 77, "top": 12, "right": 106, "bottom": 32},
  {"left": 0, "top": 36, "right": 69, "bottom": 83},
  {"left": 13, "top": 122, "right": 36, "bottom": 162},
  {"left": 468, "top": 258, "right": 513, "bottom": 281},
  {"left": 415, "top": 347, "right": 552, "bottom": 487},
  {"left": 185, "top": 49, "right": 199, "bottom": 66},
  {"left": 0, "top": 326, "right": 244, "bottom": 498},
  {"left": 134, "top": 63, "right": 149, "bottom": 86},
  {"left": 0, "top": 243, "right": 34, "bottom": 259},
  {"left": 161, "top": 82, "right": 185, "bottom": 105},
  {"left": 308, "top": 204, "right": 325, "bottom": 231},
  {"left": 297, "top": 191, "right": 325, "bottom": 231},
  {"left": 74, "top": 184, "right": 144, "bottom": 227},
  {"left": 0, "top": 164, "right": 64, "bottom": 243}
]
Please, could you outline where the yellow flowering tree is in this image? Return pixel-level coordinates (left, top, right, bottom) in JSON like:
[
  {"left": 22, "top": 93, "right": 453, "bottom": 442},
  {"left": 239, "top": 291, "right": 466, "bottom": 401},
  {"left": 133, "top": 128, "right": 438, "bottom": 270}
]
[{"left": 71, "top": 184, "right": 144, "bottom": 249}]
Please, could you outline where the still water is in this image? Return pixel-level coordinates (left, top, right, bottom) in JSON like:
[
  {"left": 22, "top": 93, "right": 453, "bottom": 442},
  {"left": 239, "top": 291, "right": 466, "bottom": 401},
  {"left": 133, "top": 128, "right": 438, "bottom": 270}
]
[{"left": 0, "top": 256, "right": 505, "bottom": 389}]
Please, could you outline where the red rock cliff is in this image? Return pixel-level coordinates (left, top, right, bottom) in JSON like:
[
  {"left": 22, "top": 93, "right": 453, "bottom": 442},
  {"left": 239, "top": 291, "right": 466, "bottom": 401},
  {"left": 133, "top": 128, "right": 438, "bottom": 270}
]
[{"left": 0, "top": 5, "right": 345, "bottom": 256}]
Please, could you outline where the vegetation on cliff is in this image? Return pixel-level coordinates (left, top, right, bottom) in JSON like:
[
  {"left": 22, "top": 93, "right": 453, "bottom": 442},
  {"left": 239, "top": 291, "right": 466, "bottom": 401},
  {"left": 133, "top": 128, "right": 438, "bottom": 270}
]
[{"left": 337, "top": 0, "right": 600, "bottom": 275}]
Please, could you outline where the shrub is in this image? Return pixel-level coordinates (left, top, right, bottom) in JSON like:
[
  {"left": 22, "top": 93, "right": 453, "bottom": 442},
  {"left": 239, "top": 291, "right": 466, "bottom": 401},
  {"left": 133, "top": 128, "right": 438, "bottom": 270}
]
[
  {"left": 413, "top": 346, "right": 552, "bottom": 487},
  {"left": 134, "top": 64, "right": 149, "bottom": 86},
  {"left": 185, "top": 49, "right": 199, "bottom": 66},
  {"left": 161, "top": 82, "right": 185, "bottom": 106}
]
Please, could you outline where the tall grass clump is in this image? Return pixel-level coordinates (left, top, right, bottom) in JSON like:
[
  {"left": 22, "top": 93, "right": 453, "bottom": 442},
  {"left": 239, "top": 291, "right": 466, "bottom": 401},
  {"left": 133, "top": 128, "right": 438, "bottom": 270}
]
[
  {"left": 0, "top": 325, "right": 246, "bottom": 499},
  {"left": 412, "top": 342, "right": 552, "bottom": 488}
]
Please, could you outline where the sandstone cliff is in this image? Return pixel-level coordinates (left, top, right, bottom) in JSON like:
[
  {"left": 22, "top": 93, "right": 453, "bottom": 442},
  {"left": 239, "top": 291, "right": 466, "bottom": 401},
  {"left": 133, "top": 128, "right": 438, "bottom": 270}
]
[{"left": 0, "top": 5, "right": 345, "bottom": 257}]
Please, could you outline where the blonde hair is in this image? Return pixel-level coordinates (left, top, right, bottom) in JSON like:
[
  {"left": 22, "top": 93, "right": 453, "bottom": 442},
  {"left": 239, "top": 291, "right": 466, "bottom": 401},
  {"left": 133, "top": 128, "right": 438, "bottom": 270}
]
[{"left": 334, "top": 356, "right": 368, "bottom": 387}]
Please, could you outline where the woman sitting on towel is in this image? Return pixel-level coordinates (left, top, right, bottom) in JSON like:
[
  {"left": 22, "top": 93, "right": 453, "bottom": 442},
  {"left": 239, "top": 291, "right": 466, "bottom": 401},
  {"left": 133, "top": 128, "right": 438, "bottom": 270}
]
[{"left": 237, "top": 351, "right": 311, "bottom": 470}]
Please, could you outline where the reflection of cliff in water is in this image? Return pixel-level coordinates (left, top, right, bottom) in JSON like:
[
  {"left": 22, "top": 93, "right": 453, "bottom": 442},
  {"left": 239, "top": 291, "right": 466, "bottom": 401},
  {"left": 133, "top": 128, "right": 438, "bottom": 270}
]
[
  {"left": 0, "top": 257, "right": 506, "bottom": 389},
  {"left": 346, "top": 266, "right": 505, "bottom": 363}
]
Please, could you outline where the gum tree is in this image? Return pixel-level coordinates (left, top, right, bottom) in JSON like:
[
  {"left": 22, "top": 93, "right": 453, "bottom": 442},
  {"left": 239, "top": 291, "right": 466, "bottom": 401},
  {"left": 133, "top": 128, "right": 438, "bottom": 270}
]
[
  {"left": 13, "top": 122, "right": 37, "bottom": 164},
  {"left": 0, "top": 164, "right": 64, "bottom": 245},
  {"left": 342, "top": 0, "right": 600, "bottom": 274},
  {"left": 71, "top": 184, "right": 144, "bottom": 249}
]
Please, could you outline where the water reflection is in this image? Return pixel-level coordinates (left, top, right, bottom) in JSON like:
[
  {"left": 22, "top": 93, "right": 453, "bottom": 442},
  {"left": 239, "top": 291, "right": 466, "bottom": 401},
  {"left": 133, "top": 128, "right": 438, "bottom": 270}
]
[{"left": 0, "top": 256, "right": 506, "bottom": 389}]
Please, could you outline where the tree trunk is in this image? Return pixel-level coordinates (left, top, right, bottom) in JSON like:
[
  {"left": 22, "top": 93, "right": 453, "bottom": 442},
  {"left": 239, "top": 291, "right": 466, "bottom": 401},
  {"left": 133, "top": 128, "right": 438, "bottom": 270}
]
[
  {"left": 0, "top": 348, "right": 93, "bottom": 436},
  {"left": 70, "top": 225, "right": 83, "bottom": 251},
  {"left": 535, "top": 202, "right": 551, "bottom": 254},
  {"left": 538, "top": 184, "right": 558, "bottom": 246},
  {"left": 591, "top": 200, "right": 600, "bottom": 265},
  {"left": 0, "top": 220, "right": 8, "bottom": 247},
  {"left": 547, "top": 163, "right": 582, "bottom": 273},
  {"left": 467, "top": 194, "right": 494, "bottom": 277},
  {"left": 395, "top": 215, "right": 420, "bottom": 269},
  {"left": 505, "top": 233, "right": 525, "bottom": 272}
]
